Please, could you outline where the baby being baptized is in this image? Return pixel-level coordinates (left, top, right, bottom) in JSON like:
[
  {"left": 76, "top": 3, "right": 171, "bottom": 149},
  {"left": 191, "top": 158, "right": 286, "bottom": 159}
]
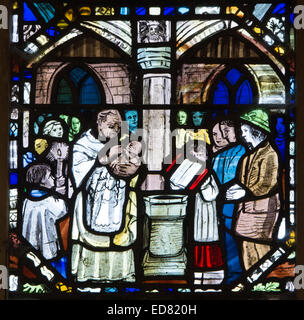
[{"left": 99, "top": 141, "right": 142, "bottom": 177}]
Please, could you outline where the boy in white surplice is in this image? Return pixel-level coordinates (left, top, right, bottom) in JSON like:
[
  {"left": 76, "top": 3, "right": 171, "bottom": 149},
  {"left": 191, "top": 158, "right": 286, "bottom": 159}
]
[{"left": 22, "top": 164, "right": 67, "bottom": 260}]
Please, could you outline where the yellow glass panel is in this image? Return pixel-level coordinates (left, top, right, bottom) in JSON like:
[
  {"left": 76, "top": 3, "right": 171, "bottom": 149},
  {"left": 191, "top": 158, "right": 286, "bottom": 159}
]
[
  {"left": 275, "top": 46, "right": 285, "bottom": 55},
  {"left": 56, "top": 282, "right": 72, "bottom": 293},
  {"left": 253, "top": 27, "right": 263, "bottom": 35},
  {"left": 226, "top": 6, "right": 244, "bottom": 18},
  {"left": 95, "top": 7, "right": 115, "bottom": 16},
  {"left": 34, "top": 139, "right": 48, "bottom": 155},
  {"left": 79, "top": 6, "right": 91, "bottom": 16},
  {"left": 57, "top": 19, "right": 69, "bottom": 29},
  {"left": 13, "top": 1, "right": 18, "bottom": 10},
  {"left": 65, "top": 8, "right": 76, "bottom": 22},
  {"left": 286, "top": 230, "right": 295, "bottom": 247},
  {"left": 188, "top": 129, "right": 210, "bottom": 145}
]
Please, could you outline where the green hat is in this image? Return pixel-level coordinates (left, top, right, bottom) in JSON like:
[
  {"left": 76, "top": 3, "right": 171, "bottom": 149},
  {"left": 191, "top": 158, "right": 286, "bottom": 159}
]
[{"left": 240, "top": 109, "right": 270, "bottom": 133}]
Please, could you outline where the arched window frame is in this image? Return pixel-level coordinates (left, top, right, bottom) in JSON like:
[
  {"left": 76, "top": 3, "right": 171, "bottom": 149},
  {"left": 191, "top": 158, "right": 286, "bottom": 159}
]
[
  {"left": 207, "top": 65, "right": 259, "bottom": 105},
  {"left": 50, "top": 63, "right": 105, "bottom": 105},
  {"left": 176, "top": 29, "right": 286, "bottom": 107}
]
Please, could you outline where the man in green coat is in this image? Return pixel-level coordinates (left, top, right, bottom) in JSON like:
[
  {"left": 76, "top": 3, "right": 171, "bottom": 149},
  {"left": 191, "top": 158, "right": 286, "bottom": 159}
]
[{"left": 225, "top": 109, "right": 281, "bottom": 271}]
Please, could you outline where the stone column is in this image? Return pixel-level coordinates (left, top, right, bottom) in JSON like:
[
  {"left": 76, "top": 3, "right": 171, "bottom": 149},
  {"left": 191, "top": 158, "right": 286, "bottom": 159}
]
[
  {"left": 136, "top": 20, "right": 173, "bottom": 191},
  {"left": 141, "top": 66, "right": 172, "bottom": 191}
]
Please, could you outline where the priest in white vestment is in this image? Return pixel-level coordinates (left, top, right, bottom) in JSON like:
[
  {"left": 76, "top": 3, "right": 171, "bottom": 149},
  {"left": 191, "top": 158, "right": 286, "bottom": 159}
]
[{"left": 70, "top": 109, "right": 141, "bottom": 283}]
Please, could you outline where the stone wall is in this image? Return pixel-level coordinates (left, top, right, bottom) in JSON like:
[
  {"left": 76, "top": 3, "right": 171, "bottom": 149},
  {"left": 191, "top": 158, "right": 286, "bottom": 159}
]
[
  {"left": 176, "top": 64, "right": 220, "bottom": 104},
  {"left": 35, "top": 62, "right": 132, "bottom": 104}
]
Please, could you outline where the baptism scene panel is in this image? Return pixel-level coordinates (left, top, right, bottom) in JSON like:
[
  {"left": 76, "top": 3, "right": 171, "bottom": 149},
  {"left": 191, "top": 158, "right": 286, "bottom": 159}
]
[{"left": 8, "top": 1, "right": 296, "bottom": 297}]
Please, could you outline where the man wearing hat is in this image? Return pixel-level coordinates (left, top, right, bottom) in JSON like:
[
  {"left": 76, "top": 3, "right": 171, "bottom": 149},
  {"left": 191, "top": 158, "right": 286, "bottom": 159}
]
[{"left": 225, "top": 109, "right": 281, "bottom": 272}]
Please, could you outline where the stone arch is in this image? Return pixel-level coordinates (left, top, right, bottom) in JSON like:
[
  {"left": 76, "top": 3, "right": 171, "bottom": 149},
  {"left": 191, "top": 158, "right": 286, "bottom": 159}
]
[
  {"left": 35, "top": 62, "right": 115, "bottom": 105},
  {"left": 176, "top": 21, "right": 285, "bottom": 78},
  {"left": 176, "top": 20, "right": 238, "bottom": 59},
  {"left": 27, "top": 20, "right": 132, "bottom": 68},
  {"left": 177, "top": 27, "right": 286, "bottom": 105},
  {"left": 33, "top": 25, "right": 134, "bottom": 105}
]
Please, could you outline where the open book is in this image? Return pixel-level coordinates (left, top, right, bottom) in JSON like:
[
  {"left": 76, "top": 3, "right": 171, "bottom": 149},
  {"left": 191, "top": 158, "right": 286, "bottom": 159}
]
[{"left": 170, "top": 158, "right": 206, "bottom": 190}]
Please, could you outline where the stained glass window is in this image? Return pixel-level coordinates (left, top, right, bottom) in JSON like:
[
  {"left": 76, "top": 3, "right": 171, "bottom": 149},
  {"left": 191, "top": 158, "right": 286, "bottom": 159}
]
[{"left": 7, "top": 0, "right": 297, "bottom": 299}]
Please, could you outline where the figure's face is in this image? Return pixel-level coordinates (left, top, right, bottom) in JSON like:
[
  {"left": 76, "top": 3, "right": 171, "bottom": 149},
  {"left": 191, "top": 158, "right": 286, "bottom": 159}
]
[
  {"left": 192, "top": 112, "right": 204, "bottom": 127},
  {"left": 71, "top": 117, "right": 81, "bottom": 133},
  {"left": 147, "top": 24, "right": 164, "bottom": 42},
  {"left": 149, "top": 25, "right": 159, "bottom": 35},
  {"left": 241, "top": 124, "right": 266, "bottom": 149},
  {"left": 37, "top": 115, "right": 44, "bottom": 124},
  {"left": 177, "top": 111, "right": 188, "bottom": 125},
  {"left": 212, "top": 123, "right": 229, "bottom": 149},
  {"left": 220, "top": 123, "right": 236, "bottom": 143},
  {"left": 241, "top": 124, "right": 254, "bottom": 146},
  {"left": 126, "top": 141, "right": 142, "bottom": 157},
  {"left": 125, "top": 111, "right": 138, "bottom": 131},
  {"left": 40, "top": 169, "right": 55, "bottom": 189},
  {"left": 97, "top": 112, "right": 121, "bottom": 139},
  {"left": 49, "top": 124, "right": 63, "bottom": 138}
]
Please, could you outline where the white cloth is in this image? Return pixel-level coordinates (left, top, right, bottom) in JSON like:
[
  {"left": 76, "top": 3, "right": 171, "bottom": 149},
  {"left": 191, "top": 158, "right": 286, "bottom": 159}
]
[
  {"left": 71, "top": 129, "right": 134, "bottom": 282},
  {"left": 71, "top": 244, "right": 135, "bottom": 282},
  {"left": 72, "top": 130, "right": 126, "bottom": 233},
  {"left": 169, "top": 158, "right": 220, "bottom": 242},
  {"left": 22, "top": 196, "right": 67, "bottom": 260},
  {"left": 194, "top": 175, "right": 219, "bottom": 242},
  {"left": 72, "top": 129, "right": 103, "bottom": 188}
]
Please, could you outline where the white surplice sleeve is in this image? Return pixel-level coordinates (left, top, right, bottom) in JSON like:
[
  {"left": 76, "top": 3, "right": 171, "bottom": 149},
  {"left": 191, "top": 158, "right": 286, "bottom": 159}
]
[
  {"left": 72, "top": 130, "right": 104, "bottom": 188},
  {"left": 200, "top": 174, "right": 219, "bottom": 202}
]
